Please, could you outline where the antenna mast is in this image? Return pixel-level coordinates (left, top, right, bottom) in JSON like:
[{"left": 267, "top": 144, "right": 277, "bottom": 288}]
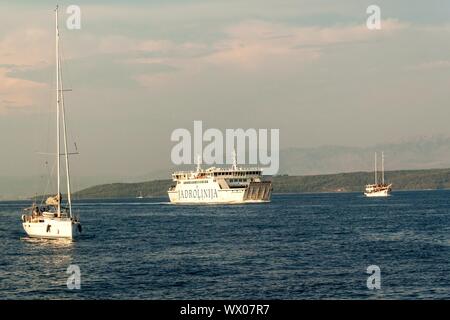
[
  {"left": 232, "top": 149, "right": 237, "bottom": 170},
  {"left": 196, "top": 154, "right": 201, "bottom": 173}
]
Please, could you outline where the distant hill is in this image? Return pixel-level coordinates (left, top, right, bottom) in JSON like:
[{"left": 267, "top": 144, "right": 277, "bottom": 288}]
[
  {"left": 74, "top": 179, "right": 173, "bottom": 199},
  {"left": 72, "top": 168, "right": 450, "bottom": 199},
  {"left": 0, "top": 175, "right": 125, "bottom": 201},
  {"left": 273, "top": 169, "right": 450, "bottom": 193},
  {"left": 4, "top": 136, "right": 450, "bottom": 200}
]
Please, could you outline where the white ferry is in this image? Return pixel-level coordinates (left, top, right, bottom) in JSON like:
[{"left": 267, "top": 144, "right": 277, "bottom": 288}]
[
  {"left": 364, "top": 151, "right": 392, "bottom": 197},
  {"left": 168, "top": 155, "right": 272, "bottom": 204}
]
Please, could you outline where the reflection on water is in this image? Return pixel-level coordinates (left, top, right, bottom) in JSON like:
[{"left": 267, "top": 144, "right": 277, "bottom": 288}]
[
  {"left": 1, "top": 191, "right": 450, "bottom": 299},
  {"left": 21, "top": 237, "right": 74, "bottom": 247}
]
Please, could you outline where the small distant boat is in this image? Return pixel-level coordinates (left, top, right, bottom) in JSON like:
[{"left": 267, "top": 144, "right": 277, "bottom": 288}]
[
  {"left": 136, "top": 191, "right": 144, "bottom": 199},
  {"left": 21, "top": 6, "right": 81, "bottom": 239},
  {"left": 364, "top": 151, "right": 392, "bottom": 197}
]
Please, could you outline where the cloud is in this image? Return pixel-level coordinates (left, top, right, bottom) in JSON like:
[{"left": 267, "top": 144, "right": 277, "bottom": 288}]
[
  {"left": 0, "top": 28, "right": 51, "bottom": 67},
  {"left": 0, "top": 68, "right": 47, "bottom": 113},
  {"left": 203, "top": 19, "right": 408, "bottom": 68},
  {"left": 0, "top": 8, "right": 429, "bottom": 113},
  {"left": 408, "top": 60, "right": 450, "bottom": 71},
  {"left": 0, "top": 27, "right": 52, "bottom": 112},
  {"left": 134, "top": 18, "right": 409, "bottom": 86}
]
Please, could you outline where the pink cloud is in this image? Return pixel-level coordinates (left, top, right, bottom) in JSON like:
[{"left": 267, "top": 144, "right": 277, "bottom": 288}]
[
  {"left": 0, "top": 68, "right": 47, "bottom": 113},
  {"left": 203, "top": 19, "right": 408, "bottom": 69}
]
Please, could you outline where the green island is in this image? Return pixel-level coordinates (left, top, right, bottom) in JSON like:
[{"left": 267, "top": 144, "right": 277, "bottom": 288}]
[{"left": 71, "top": 168, "right": 450, "bottom": 199}]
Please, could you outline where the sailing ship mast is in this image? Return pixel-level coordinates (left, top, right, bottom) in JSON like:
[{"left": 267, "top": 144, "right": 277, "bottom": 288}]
[
  {"left": 381, "top": 151, "right": 385, "bottom": 185},
  {"left": 374, "top": 152, "right": 377, "bottom": 185}
]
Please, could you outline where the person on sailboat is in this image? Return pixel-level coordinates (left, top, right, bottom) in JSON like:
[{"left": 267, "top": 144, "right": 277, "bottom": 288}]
[{"left": 32, "top": 205, "right": 38, "bottom": 218}]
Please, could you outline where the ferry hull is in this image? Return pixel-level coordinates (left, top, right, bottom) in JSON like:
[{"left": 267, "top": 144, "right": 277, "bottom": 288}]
[{"left": 168, "top": 182, "right": 272, "bottom": 204}]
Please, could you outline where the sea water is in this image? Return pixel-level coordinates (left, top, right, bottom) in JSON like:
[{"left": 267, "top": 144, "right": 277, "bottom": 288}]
[{"left": 1, "top": 191, "right": 450, "bottom": 299}]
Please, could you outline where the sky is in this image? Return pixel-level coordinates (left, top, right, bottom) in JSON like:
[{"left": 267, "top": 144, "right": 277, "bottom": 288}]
[{"left": 0, "top": 0, "right": 449, "bottom": 180}]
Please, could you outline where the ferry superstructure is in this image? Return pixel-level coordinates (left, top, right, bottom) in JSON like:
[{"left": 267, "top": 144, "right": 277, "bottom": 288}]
[{"left": 168, "top": 156, "right": 272, "bottom": 204}]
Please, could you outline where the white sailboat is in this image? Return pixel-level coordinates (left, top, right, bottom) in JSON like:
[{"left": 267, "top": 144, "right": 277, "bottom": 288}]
[
  {"left": 21, "top": 6, "right": 82, "bottom": 239},
  {"left": 364, "top": 151, "right": 392, "bottom": 197}
]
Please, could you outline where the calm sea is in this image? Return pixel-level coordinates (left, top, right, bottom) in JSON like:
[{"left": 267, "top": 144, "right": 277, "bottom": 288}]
[{"left": 1, "top": 191, "right": 450, "bottom": 299}]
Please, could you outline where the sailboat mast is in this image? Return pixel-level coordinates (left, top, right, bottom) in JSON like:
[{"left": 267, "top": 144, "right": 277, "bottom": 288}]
[
  {"left": 382, "top": 151, "right": 385, "bottom": 185},
  {"left": 374, "top": 152, "right": 377, "bottom": 185},
  {"left": 55, "top": 5, "right": 61, "bottom": 215}
]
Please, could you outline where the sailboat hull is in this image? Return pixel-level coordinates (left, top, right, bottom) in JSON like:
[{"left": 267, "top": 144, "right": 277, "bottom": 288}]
[
  {"left": 22, "top": 217, "right": 81, "bottom": 239},
  {"left": 364, "top": 184, "right": 392, "bottom": 197},
  {"left": 364, "top": 189, "right": 391, "bottom": 197}
]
